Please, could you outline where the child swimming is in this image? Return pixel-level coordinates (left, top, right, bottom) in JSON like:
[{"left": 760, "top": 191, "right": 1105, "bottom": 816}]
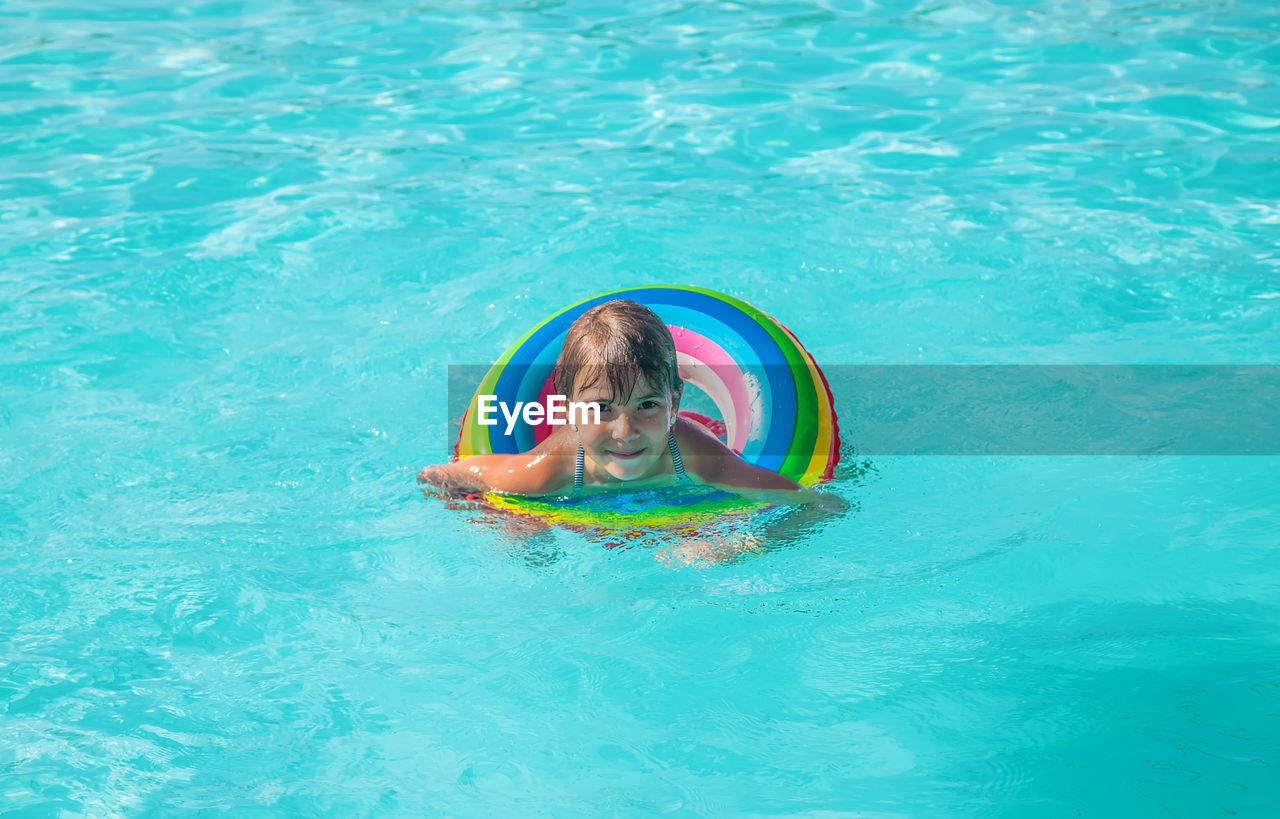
[{"left": 417, "top": 299, "right": 812, "bottom": 498}]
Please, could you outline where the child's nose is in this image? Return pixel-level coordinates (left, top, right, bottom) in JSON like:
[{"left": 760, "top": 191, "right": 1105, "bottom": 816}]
[{"left": 611, "top": 410, "right": 638, "bottom": 439}]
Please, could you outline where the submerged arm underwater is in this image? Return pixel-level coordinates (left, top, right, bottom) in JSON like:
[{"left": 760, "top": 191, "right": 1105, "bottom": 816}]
[{"left": 656, "top": 488, "right": 849, "bottom": 567}]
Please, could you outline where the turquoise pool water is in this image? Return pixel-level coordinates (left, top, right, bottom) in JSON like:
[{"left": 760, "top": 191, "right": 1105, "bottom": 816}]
[{"left": 3, "top": 0, "right": 1279, "bottom": 814}]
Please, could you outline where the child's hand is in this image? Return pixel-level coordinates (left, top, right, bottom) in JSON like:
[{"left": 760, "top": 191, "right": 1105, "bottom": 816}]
[
  {"left": 657, "top": 533, "right": 765, "bottom": 567},
  {"left": 417, "top": 465, "right": 484, "bottom": 501},
  {"left": 416, "top": 465, "right": 448, "bottom": 486}
]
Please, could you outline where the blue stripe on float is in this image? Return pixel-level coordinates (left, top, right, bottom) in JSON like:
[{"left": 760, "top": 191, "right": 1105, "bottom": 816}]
[{"left": 488, "top": 293, "right": 617, "bottom": 453}]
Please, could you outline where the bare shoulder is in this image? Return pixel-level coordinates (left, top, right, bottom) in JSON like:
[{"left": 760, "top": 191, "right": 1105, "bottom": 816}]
[
  {"left": 419, "top": 428, "right": 577, "bottom": 496},
  {"left": 671, "top": 416, "right": 733, "bottom": 458},
  {"left": 671, "top": 418, "right": 802, "bottom": 492},
  {"left": 503, "top": 427, "right": 578, "bottom": 495}
]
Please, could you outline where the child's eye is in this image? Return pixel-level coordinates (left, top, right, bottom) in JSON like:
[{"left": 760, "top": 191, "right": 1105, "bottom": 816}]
[{"left": 639, "top": 400, "right": 661, "bottom": 410}]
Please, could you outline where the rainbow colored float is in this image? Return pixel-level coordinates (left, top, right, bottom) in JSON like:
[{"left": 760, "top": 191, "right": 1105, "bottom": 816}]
[{"left": 455, "top": 285, "right": 839, "bottom": 527}]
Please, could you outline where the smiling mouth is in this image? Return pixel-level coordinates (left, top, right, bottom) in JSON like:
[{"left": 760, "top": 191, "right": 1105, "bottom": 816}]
[{"left": 608, "top": 448, "right": 646, "bottom": 460}]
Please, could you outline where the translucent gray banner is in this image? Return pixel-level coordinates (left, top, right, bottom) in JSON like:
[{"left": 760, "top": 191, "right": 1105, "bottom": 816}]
[{"left": 446, "top": 365, "right": 1280, "bottom": 456}]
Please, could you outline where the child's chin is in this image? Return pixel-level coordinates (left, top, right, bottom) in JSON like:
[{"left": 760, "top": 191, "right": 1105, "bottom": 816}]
[
  {"left": 606, "top": 467, "right": 645, "bottom": 481},
  {"left": 605, "top": 459, "right": 651, "bottom": 480}
]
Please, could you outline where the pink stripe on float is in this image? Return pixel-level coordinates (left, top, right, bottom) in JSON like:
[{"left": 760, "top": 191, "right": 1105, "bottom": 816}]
[
  {"left": 533, "top": 371, "right": 558, "bottom": 446},
  {"left": 669, "top": 325, "right": 753, "bottom": 454}
]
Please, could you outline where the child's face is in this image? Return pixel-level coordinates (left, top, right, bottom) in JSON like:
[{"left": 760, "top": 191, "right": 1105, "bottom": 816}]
[{"left": 574, "top": 379, "right": 680, "bottom": 483}]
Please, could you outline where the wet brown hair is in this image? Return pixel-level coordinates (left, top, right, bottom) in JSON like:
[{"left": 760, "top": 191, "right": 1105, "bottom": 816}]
[{"left": 553, "top": 299, "right": 682, "bottom": 404}]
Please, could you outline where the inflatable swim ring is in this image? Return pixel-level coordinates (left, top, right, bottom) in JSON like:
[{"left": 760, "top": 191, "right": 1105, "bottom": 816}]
[{"left": 455, "top": 285, "right": 839, "bottom": 528}]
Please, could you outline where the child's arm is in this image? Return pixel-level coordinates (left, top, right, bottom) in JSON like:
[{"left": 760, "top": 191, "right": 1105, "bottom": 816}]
[
  {"left": 657, "top": 486, "right": 849, "bottom": 569},
  {"left": 674, "top": 418, "right": 815, "bottom": 495},
  {"left": 659, "top": 419, "right": 846, "bottom": 566},
  {"left": 417, "top": 433, "right": 574, "bottom": 497},
  {"left": 656, "top": 489, "right": 849, "bottom": 567}
]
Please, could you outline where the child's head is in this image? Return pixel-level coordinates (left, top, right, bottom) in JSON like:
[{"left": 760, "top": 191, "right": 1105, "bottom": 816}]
[
  {"left": 553, "top": 300, "right": 682, "bottom": 407},
  {"left": 554, "top": 300, "right": 684, "bottom": 482}
]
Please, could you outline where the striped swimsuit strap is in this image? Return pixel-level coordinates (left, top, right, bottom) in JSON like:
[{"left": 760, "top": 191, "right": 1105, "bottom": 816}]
[{"left": 573, "top": 429, "right": 688, "bottom": 492}]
